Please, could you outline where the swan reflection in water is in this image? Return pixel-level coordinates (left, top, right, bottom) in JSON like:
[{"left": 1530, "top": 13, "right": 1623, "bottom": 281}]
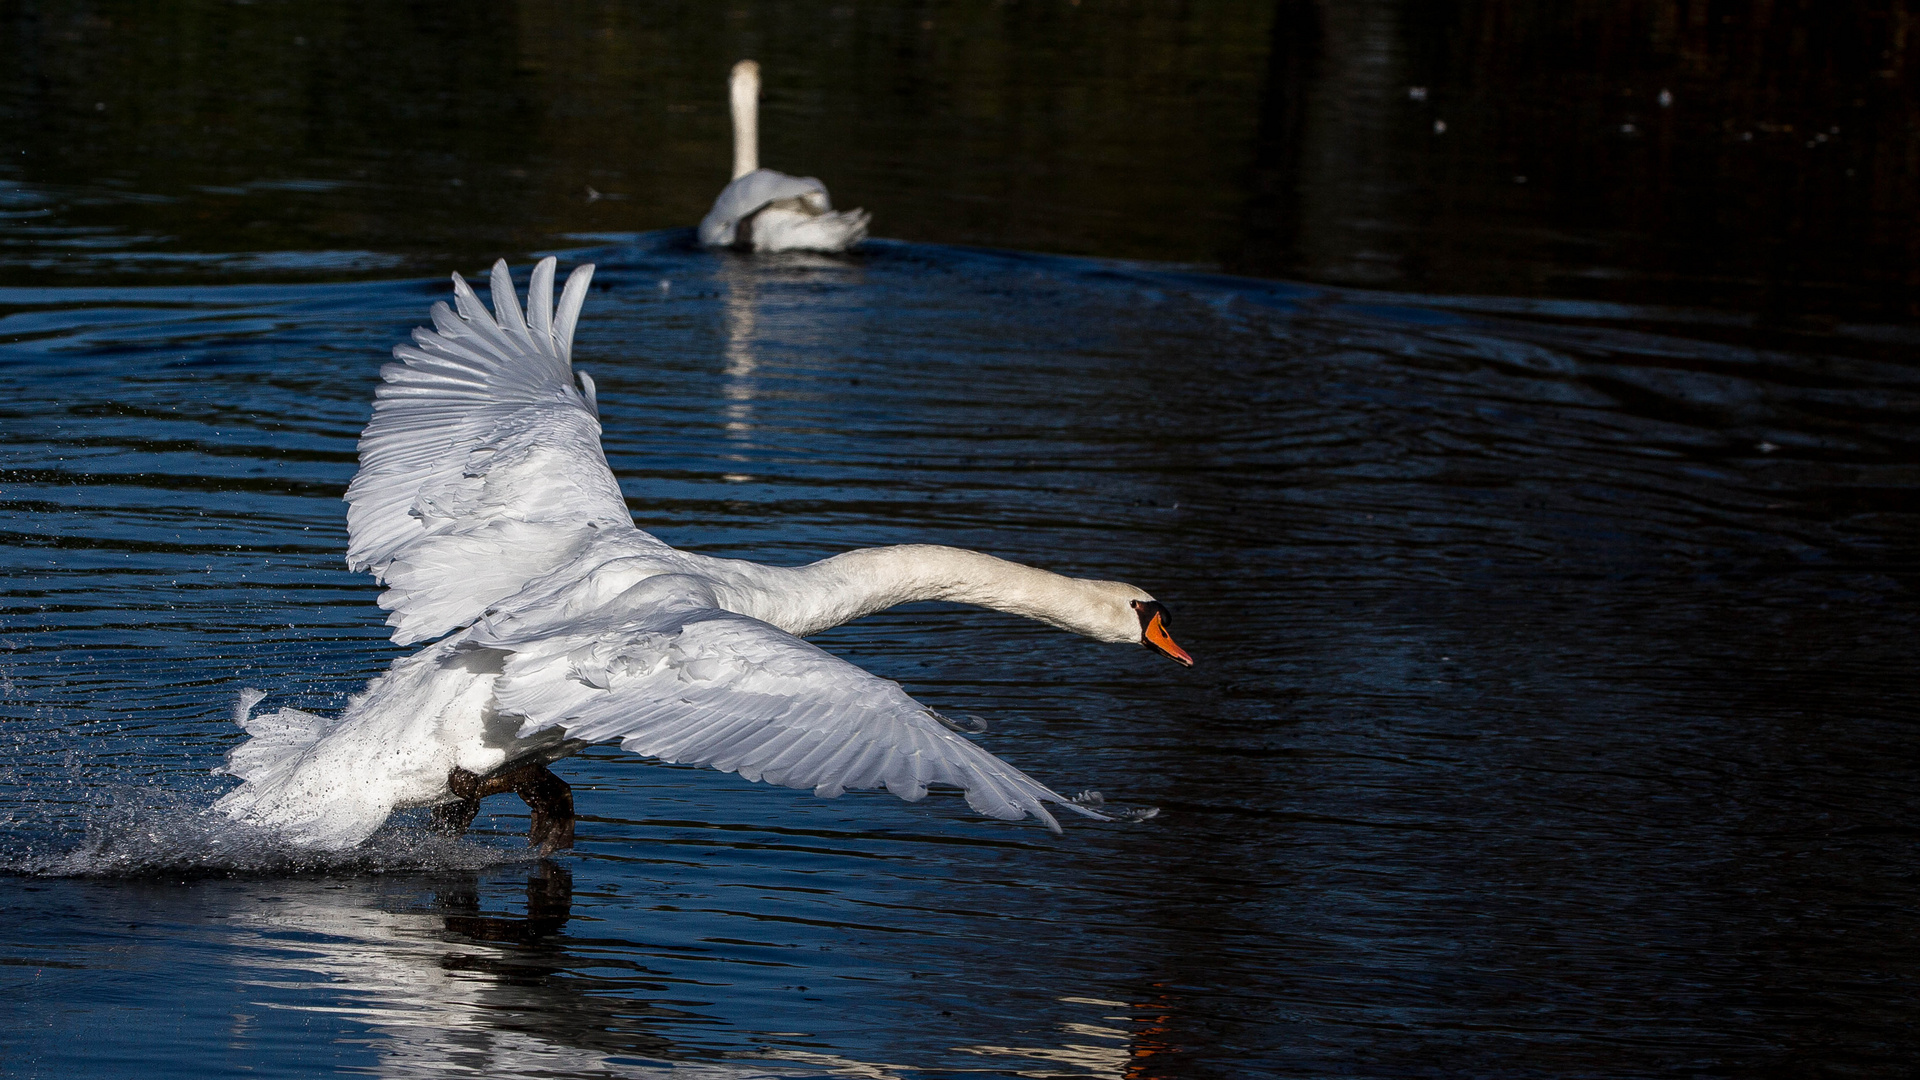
[
  {"left": 434, "top": 859, "right": 574, "bottom": 944},
  {"left": 227, "top": 863, "right": 898, "bottom": 1079},
  {"left": 215, "top": 863, "right": 1171, "bottom": 1080},
  {"left": 719, "top": 256, "right": 760, "bottom": 482},
  {"left": 715, "top": 242, "right": 864, "bottom": 476}
]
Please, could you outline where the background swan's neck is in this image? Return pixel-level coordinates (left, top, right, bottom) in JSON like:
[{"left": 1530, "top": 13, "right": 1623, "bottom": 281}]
[
  {"left": 730, "top": 60, "right": 760, "bottom": 180},
  {"left": 772, "top": 545, "right": 1139, "bottom": 642}
]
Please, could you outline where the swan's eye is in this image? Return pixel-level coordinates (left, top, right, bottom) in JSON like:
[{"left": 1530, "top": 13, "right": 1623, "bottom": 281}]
[
  {"left": 1133, "top": 600, "right": 1193, "bottom": 667},
  {"left": 1132, "top": 599, "right": 1169, "bottom": 632}
]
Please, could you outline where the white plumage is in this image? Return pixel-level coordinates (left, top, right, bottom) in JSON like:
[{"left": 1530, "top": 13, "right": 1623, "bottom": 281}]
[
  {"left": 213, "top": 258, "right": 1189, "bottom": 850},
  {"left": 697, "top": 60, "right": 869, "bottom": 253}
]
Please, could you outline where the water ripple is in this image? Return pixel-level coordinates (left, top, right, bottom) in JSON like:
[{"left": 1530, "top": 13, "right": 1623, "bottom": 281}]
[{"left": 1, "top": 236, "right": 1916, "bottom": 1076}]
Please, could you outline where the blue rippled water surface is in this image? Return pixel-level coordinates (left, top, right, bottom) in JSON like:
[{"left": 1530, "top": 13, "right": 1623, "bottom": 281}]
[{"left": 3, "top": 234, "right": 1918, "bottom": 1077}]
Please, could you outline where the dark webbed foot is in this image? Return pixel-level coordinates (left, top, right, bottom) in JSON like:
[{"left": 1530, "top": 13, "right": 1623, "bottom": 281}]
[
  {"left": 430, "top": 767, "right": 485, "bottom": 834},
  {"left": 432, "top": 763, "right": 576, "bottom": 854},
  {"left": 515, "top": 765, "right": 576, "bottom": 855},
  {"left": 430, "top": 794, "right": 482, "bottom": 834}
]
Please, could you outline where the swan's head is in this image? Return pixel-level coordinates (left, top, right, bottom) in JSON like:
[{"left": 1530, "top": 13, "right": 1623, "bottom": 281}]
[
  {"left": 1066, "top": 580, "right": 1193, "bottom": 666},
  {"left": 1130, "top": 598, "right": 1194, "bottom": 667}
]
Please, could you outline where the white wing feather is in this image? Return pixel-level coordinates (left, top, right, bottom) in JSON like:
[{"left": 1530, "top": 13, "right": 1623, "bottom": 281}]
[
  {"left": 345, "top": 257, "right": 648, "bottom": 645},
  {"left": 331, "top": 258, "right": 1103, "bottom": 835},
  {"left": 474, "top": 599, "right": 1109, "bottom": 834},
  {"left": 698, "top": 168, "right": 869, "bottom": 252}
]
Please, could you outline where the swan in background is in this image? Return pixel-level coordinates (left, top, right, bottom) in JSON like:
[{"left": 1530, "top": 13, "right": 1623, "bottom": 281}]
[
  {"left": 697, "top": 60, "right": 870, "bottom": 253},
  {"left": 213, "top": 258, "right": 1189, "bottom": 853}
]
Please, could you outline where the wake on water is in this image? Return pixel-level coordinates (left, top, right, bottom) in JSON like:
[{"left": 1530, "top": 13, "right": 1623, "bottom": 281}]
[
  {"left": 5, "top": 786, "right": 529, "bottom": 878},
  {"left": 2, "top": 691, "right": 532, "bottom": 879},
  {"left": 3, "top": 679, "right": 1157, "bottom": 879}
]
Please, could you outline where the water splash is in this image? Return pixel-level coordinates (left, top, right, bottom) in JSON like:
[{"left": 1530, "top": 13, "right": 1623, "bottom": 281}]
[
  {"left": 1072, "top": 789, "right": 1160, "bottom": 822},
  {"left": 4, "top": 782, "right": 528, "bottom": 878}
]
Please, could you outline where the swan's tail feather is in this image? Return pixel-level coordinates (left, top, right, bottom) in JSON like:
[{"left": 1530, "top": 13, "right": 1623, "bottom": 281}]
[
  {"left": 208, "top": 687, "right": 395, "bottom": 849},
  {"left": 214, "top": 689, "right": 334, "bottom": 789},
  {"left": 209, "top": 649, "right": 500, "bottom": 851}
]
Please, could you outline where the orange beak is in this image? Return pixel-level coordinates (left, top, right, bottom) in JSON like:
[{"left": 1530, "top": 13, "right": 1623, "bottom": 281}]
[{"left": 1143, "top": 610, "right": 1194, "bottom": 667}]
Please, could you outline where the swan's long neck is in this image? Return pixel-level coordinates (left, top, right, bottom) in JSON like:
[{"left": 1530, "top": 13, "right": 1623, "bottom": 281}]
[
  {"left": 730, "top": 60, "right": 760, "bottom": 180},
  {"left": 742, "top": 545, "right": 1135, "bottom": 642}
]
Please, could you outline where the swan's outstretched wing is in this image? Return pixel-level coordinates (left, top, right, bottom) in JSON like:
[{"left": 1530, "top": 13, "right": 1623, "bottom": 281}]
[
  {"left": 476, "top": 600, "right": 1110, "bottom": 834},
  {"left": 346, "top": 257, "right": 644, "bottom": 646},
  {"left": 698, "top": 169, "right": 867, "bottom": 252},
  {"left": 698, "top": 169, "right": 829, "bottom": 246}
]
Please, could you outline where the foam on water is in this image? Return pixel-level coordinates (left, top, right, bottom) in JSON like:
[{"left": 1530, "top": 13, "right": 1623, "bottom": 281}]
[{"left": 4, "top": 782, "right": 525, "bottom": 878}]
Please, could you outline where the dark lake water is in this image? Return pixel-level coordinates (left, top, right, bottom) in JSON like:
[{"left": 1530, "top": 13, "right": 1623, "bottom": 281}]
[
  {"left": 7, "top": 0, "right": 1919, "bottom": 317},
  {"left": 5, "top": 234, "right": 1918, "bottom": 1077},
  {"left": 4, "top": 2, "right": 1920, "bottom": 1078}
]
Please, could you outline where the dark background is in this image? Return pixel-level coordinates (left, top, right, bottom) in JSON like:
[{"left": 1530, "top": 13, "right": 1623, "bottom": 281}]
[{"left": 4, "top": 0, "right": 1919, "bottom": 319}]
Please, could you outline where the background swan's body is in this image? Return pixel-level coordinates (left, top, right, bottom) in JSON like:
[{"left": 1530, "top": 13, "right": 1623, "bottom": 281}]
[
  {"left": 212, "top": 257, "right": 1186, "bottom": 850},
  {"left": 697, "top": 60, "right": 869, "bottom": 253}
]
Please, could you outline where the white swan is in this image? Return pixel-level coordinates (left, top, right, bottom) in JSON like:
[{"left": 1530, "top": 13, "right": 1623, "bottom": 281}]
[
  {"left": 697, "top": 60, "right": 870, "bottom": 253},
  {"left": 212, "top": 257, "right": 1190, "bottom": 852}
]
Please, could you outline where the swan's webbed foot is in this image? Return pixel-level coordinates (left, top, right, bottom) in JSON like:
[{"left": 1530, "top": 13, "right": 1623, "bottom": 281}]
[
  {"left": 432, "top": 764, "right": 575, "bottom": 854},
  {"left": 430, "top": 766, "right": 487, "bottom": 835},
  {"left": 515, "top": 765, "right": 576, "bottom": 856},
  {"left": 430, "top": 792, "right": 482, "bottom": 834}
]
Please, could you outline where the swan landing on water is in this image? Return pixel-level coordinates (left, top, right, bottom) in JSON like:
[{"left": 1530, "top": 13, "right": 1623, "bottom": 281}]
[
  {"left": 212, "top": 258, "right": 1191, "bottom": 852},
  {"left": 697, "top": 60, "right": 870, "bottom": 253}
]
